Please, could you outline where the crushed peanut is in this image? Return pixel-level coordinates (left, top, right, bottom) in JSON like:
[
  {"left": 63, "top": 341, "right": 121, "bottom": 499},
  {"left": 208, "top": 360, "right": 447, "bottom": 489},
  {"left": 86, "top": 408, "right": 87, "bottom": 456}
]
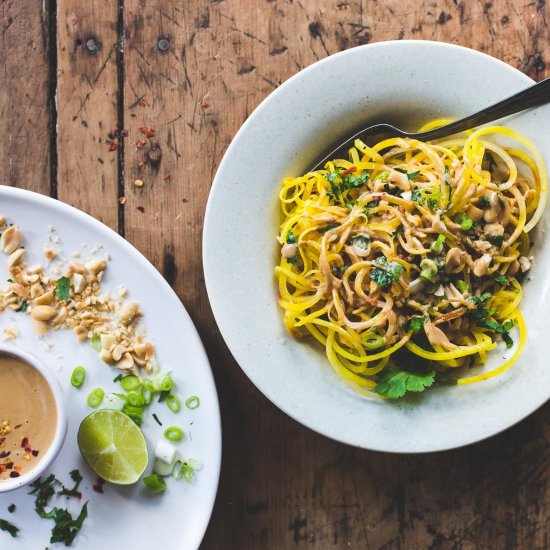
[{"left": 0, "top": 218, "right": 156, "bottom": 374}]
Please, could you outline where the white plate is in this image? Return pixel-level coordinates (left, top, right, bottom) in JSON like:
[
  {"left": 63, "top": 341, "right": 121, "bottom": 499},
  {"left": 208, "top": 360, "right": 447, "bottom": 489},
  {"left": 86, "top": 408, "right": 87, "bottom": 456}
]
[
  {"left": 0, "top": 187, "right": 221, "bottom": 549},
  {"left": 203, "top": 40, "right": 550, "bottom": 453}
]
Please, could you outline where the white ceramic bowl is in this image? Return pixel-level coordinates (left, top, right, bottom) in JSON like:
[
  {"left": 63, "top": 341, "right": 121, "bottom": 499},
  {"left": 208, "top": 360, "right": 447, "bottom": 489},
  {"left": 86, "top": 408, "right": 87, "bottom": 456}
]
[
  {"left": 0, "top": 344, "right": 67, "bottom": 491},
  {"left": 203, "top": 40, "right": 550, "bottom": 452}
]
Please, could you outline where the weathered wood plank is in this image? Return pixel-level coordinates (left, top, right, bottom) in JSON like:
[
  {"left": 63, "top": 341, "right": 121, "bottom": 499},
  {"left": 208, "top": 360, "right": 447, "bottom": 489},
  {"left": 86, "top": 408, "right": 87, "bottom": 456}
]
[
  {"left": 0, "top": 1, "right": 51, "bottom": 195},
  {"left": 56, "top": 1, "right": 119, "bottom": 230}
]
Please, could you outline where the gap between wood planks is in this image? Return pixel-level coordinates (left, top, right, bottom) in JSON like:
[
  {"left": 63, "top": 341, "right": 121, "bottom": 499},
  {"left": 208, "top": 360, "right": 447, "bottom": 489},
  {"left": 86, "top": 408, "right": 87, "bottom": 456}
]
[{"left": 46, "top": 0, "right": 127, "bottom": 236}]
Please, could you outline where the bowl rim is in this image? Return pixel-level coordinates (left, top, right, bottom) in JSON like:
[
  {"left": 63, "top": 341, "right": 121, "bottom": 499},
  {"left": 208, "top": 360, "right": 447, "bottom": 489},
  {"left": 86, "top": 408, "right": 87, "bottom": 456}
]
[
  {"left": 0, "top": 343, "right": 68, "bottom": 492},
  {"left": 204, "top": 39, "right": 538, "bottom": 453}
]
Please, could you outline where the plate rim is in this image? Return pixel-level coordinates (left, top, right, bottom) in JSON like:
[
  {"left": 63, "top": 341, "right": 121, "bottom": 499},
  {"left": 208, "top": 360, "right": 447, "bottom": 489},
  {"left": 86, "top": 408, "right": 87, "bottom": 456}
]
[{"left": 0, "top": 185, "right": 222, "bottom": 547}]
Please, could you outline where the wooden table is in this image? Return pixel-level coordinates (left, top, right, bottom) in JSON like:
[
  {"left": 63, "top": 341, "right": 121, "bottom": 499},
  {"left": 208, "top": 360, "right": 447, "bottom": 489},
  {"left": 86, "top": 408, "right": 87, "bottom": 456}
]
[{"left": 2, "top": 1, "right": 549, "bottom": 548}]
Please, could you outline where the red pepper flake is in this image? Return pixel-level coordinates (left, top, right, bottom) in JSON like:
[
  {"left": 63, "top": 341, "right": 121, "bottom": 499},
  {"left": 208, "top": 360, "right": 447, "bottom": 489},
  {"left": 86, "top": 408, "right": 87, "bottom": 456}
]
[
  {"left": 340, "top": 166, "right": 357, "bottom": 175},
  {"left": 9, "top": 471, "right": 19, "bottom": 478},
  {"left": 0, "top": 451, "right": 10, "bottom": 458},
  {"left": 108, "top": 141, "right": 118, "bottom": 152},
  {"left": 138, "top": 98, "right": 149, "bottom": 107},
  {"left": 24, "top": 448, "right": 32, "bottom": 455},
  {"left": 136, "top": 140, "right": 147, "bottom": 150},
  {"left": 13, "top": 465, "right": 20, "bottom": 471},
  {"left": 138, "top": 126, "right": 147, "bottom": 134},
  {"left": 21, "top": 437, "right": 28, "bottom": 448},
  {"left": 145, "top": 128, "right": 155, "bottom": 138},
  {"left": 31, "top": 450, "right": 39, "bottom": 457},
  {"left": 163, "top": 174, "right": 171, "bottom": 181},
  {"left": 201, "top": 103, "right": 209, "bottom": 109},
  {"left": 92, "top": 477, "right": 105, "bottom": 494}
]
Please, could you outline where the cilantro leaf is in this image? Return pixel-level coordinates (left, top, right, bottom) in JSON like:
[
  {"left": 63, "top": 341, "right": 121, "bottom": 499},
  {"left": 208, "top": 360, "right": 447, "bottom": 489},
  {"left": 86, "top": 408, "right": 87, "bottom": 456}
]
[
  {"left": 375, "top": 368, "right": 435, "bottom": 399},
  {"left": 370, "top": 257, "right": 404, "bottom": 289},
  {"left": 493, "top": 272, "right": 509, "bottom": 286},
  {"left": 350, "top": 235, "right": 370, "bottom": 250},
  {"left": 56, "top": 276, "right": 70, "bottom": 301},
  {"left": 286, "top": 230, "right": 298, "bottom": 244},
  {"left": 17, "top": 300, "right": 28, "bottom": 312},
  {"left": 479, "top": 196, "right": 491, "bottom": 209},
  {"left": 0, "top": 518, "right": 19, "bottom": 538},
  {"left": 408, "top": 315, "right": 429, "bottom": 334},
  {"left": 487, "top": 235, "right": 504, "bottom": 247}
]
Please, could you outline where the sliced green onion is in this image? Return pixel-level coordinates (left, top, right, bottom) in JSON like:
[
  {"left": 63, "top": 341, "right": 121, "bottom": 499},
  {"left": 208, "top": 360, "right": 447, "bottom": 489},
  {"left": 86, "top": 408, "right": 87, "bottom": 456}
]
[
  {"left": 120, "top": 375, "right": 140, "bottom": 391},
  {"left": 173, "top": 461, "right": 195, "bottom": 482},
  {"left": 166, "top": 393, "right": 181, "bottom": 413},
  {"left": 154, "top": 374, "right": 174, "bottom": 392},
  {"left": 456, "top": 280, "right": 469, "bottom": 293},
  {"left": 71, "top": 366, "right": 86, "bottom": 388},
  {"left": 362, "top": 333, "right": 384, "bottom": 350},
  {"left": 126, "top": 391, "right": 144, "bottom": 407},
  {"left": 142, "top": 385, "right": 153, "bottom": 405},
  {"left": 455, "top": 214, "right": 473, "bottom": 231},
  {"left": 87, "top": 388, "right": 104, "bottom": 408},
  {"left": 123, "top": 404, "right": 144, "bottom": 425},
  {"left": 420, "top": 269, "right": 436, "bottom": 283},
  {"left": 90, "top": 335, "right": 101, "bottom": 352},
  {"left": 164, "top": 426, "right": 184, "bottom": 442},
  {"left": 184, "top": 396, "right": 200, "bottom": 410},
  {"left": 430, "top": 234, "right": 445, "bottom": 253},
  {"left": 143, "top": 473, "right": 167, "bottom": 494}
]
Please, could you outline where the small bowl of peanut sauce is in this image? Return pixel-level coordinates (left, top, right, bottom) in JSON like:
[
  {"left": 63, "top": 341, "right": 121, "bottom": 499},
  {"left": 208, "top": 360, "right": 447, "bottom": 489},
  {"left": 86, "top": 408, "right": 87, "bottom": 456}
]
[{"left": 0, "top": 345, "right": 67, "bottom": 492}]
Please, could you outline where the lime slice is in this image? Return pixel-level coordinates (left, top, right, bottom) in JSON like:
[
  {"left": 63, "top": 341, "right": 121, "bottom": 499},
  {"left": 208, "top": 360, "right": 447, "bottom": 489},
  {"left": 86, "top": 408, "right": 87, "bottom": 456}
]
[{"left": 77, "top": 409, "right": 148, "bottom": 485}]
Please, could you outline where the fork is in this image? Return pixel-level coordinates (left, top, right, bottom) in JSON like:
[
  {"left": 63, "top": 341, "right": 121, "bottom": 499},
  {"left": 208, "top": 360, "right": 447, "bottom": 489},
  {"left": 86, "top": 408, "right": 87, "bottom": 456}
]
[{"left": 311, "top": 77, "right": 550, "bottom": 170}]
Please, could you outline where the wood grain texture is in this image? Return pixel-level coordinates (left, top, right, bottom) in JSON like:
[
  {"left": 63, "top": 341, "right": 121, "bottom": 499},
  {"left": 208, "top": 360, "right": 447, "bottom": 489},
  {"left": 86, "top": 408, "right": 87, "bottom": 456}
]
[
  {"left": 2, "top": 0, "right": 550, "bottom": 548},
  {"left": 56, "top": 0, "right": 120, "bottom": 230},
  {"left": 0, "top": 1, "right": 50, "bottom": 194}
]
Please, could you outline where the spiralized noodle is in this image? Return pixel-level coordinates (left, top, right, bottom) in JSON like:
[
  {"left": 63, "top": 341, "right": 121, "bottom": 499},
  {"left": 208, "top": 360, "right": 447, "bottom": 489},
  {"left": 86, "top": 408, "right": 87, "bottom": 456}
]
[{"left": 275, "top": 124, "right": 547, "bottom": 397}]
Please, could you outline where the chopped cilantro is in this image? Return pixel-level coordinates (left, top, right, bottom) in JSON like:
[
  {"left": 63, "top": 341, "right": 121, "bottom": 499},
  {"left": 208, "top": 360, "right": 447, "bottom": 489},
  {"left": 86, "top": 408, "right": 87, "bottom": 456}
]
[
  {"left": 286, "top": 230, "right": 298, "bottom": 244},
  {"left": 493, "top": 272, "right": 509, "bottom": 286},
  {"left": 7, "top": 504, "right": 15, "bottom": 514},
  {"left": 6, "top": 278, "right": 13, "bottom": 283},
  {"left": 408, "top": 315, "right": 429, "bottom": 334},
  {"left": 375, "top": 368, "right": 435, "bottom": 399},
  {"left": 479, "top": 196, "right": 491, "bottom": 209},
  {"left": 56, "top": 276, "right": 71, "bottom": 301},
  {"left": 394, "top": 167, "right": 420, "bottom": 180},
  {"left": 286, "top": 256, "right": 299, "bottom": 265},
  {"left": 28, "top": 472, "right": 88, "bottom": 546},
  {"left": 57, "top": 470, "right": 83, "bottom": 499},
  {"left": 0, "top": 518, "right": 18, "bottom": 538},
  {"left": 113, "top": 373, "right": 123, "bottom": 383},
  {"left": 350, "top": 235, "right": 370, "bottom": 250},
  {"left": 487, "top": 235, "right": 504, "bottom": 247},
  {"left": 370, "top": 257, "right": 404, "bottom": 289},
  {"left": 325, "top": 169, "right": 370, "bottom": 203},
  {"left": 17, "top": 300, "right": 28, "bottom": 312}
]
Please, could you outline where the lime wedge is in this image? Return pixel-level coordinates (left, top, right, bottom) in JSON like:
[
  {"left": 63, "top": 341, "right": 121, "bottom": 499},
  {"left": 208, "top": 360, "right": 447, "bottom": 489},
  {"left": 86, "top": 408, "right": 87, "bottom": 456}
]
[{"left": 77, "top": 409, "right": 148, "bottom": 485}]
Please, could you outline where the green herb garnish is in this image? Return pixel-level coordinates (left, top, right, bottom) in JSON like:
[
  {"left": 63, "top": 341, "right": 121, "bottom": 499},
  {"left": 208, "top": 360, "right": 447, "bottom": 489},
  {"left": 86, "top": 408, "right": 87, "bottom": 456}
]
[
  {"left": 55, "top": 276, "right": 70, "bottom": 301},
  {"left": 370, "top": 257, "right": 404, "bottom": 289},
  {"left": 408, "top": 315, "right": 429, "bottom": 334},
  {"left": 17, "top": 300, "right": 28, "bottom": 312},
  {"left": 350, "top": 235, "right": 370, "bottom": 250},
  {"left": 375, "top": 368, "right": 435, "bottom": 399},
  {"left": 0, "top": 518, "right": 18, "bottom": 538},
  {"left": 286, "top": 230, "right": 298, "bottom": 244},
  {"left": 493, "top": 272, "right": 509, "bottom": 286},
  {"left": 488, "top": 235, "right": 504, "bottom": 247}
]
